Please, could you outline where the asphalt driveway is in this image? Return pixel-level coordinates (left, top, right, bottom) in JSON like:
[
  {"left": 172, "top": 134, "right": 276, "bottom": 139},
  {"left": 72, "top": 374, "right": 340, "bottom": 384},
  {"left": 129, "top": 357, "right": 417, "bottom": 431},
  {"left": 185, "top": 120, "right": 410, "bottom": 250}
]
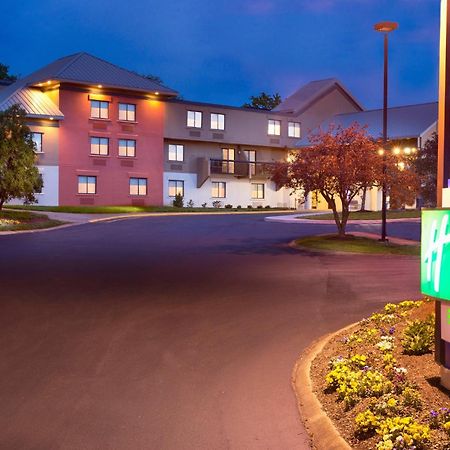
[{"left": 0, "top": 215, "right": 421, "bottom": 449}]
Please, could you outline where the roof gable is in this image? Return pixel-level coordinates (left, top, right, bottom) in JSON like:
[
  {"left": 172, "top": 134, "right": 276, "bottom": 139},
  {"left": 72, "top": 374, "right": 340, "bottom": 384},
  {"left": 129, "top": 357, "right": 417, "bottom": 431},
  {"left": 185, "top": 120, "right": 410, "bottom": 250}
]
[{"left": 274, "top": 78, "right": 363, "bottom": 115}]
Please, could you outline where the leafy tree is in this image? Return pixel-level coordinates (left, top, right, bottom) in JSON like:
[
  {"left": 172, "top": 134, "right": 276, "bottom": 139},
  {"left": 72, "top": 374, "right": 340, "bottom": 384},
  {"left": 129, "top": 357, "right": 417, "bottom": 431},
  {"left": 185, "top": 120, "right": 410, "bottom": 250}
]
[
  {"left": 414, "top": 133, "right": 438, "bottom": 207},
  {"left": 0, "top": 63, "right": 17, "bottom": 81},
  {"left": 272, "top": 124, "right": 381, "bottom": 236},
  {"left": 0, "top": 105, "right": 43, "bottom": 210},
  {"left": 243, "top": 92, "right": 282, "bottom": 110},
  {"left": 388, "top": 154, "right": 420, "bottom": 209},
  {"left": 272, "top": 123, "right": 418, "bottom": 237}
]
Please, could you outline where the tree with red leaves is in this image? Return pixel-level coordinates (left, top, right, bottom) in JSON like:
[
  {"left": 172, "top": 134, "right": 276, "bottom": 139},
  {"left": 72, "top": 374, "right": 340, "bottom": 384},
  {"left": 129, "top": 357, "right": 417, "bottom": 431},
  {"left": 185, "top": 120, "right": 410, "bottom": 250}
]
[{"left": 272, "top": 123, "right": 418, "bottom": 237}]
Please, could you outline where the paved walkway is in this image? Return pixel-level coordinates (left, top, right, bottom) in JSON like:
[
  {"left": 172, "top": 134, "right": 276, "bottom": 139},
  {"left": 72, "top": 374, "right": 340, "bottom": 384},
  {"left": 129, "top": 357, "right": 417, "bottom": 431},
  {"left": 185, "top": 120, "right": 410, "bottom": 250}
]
[
  {"left": 266, "top": 214, "right": 421, "bottom": 225},
  {"left": 0, "top": 214, "right": 421, "bottom": 450}
]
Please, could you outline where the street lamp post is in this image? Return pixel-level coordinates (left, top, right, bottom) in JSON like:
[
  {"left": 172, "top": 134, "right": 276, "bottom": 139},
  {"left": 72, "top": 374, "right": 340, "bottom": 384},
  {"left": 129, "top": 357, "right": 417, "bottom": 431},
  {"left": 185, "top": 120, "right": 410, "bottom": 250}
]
[{"left": 374, "top": 21, "right": 399, "bottom": 241}]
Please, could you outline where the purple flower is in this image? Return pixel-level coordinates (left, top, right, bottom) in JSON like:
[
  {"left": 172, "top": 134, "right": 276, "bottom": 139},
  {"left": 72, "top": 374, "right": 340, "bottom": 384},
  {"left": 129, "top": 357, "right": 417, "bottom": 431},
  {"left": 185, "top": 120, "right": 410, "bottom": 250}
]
[
  {"left": 430, "top": 410, "right": 438, "bottom": 418},
  {"left": 389, "top": 326, "right": 395, "bottom": 335}
]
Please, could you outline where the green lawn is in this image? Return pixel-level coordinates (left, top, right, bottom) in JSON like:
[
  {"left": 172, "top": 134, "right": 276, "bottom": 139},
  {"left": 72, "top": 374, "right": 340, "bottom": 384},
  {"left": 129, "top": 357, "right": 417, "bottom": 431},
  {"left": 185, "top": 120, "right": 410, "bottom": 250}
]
[
  {"left": 0, "top": 210, "right": 65, "bottom": 231},
  {"left": 6, "top": 205, "right": 292, "bottom": 214},
  {"left": 303, "top": 210, "right": 420, "bottom": 221},
  {"left": 294, "top": 234, "right": 420, "bottom": 255}
]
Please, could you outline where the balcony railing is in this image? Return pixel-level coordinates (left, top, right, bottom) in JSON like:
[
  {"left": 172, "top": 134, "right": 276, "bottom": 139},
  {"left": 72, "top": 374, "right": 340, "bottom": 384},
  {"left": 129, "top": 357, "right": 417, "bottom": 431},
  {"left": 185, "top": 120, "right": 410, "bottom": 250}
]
[
  {"left": 196, "top": 158, "right": 275, "bottom": 188},
  {"left": 209, "top": 159, "right": 274, "bottom": 178}
]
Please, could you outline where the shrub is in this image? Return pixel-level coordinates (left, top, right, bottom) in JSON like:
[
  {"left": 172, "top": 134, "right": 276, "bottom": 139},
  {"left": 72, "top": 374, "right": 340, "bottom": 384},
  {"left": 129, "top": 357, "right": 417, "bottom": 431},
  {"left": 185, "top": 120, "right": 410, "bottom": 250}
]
[
  {"left": 201, "top": 202, "right": 207, "bottom": 208},
  {"left": 264, "top": 205, "right": 271, "bottom": 209},
  {"left": 257, "top": 205, "right": 263, "bottom": 209},
  {"left": 376, "top": 336, "right": 395, "bottom": 352},
  {"left": 237, "top": 205, "right": 242, "bottom": 209},
  {"left": 375, "top": 417, "right": 430, "bottom": 449},
  {"left": 326, "top": 356, "right": 392, "bottom": 409},
  {"left": 401, "top": 387, "right": 422, "bottom": 410},
  {"left": 247, "top": 205, "right": 253, "bottom": 209},
  {"left": 402, "top": 315, "right": 434, "bottom": 355},
  {"left": 186, "top": 199, "right": 194, "bottom": 208},
  {"left": 212, "top": 200, "right": 222, "bottom": 208},
  {"left": 355, "top": 409, "right": 381, "bottom": 434},
  {"left": 224, "top": 204, "right": 233, "bottom": 209},
  {"left": 173, "top": 193, "right": 184, "bottom": 208}
]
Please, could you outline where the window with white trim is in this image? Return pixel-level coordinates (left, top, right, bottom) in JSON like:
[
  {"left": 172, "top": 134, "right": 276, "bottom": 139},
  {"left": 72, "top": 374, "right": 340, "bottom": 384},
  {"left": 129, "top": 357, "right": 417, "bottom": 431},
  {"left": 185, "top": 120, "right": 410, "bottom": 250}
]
[
  {"left": 168, "top": 144, "right": 184, "bottom": 161},
  {"left": 119, "top": 103, "right": 136, "bottom": 121},
  {"left": 212, "top": 181, "right": 226, "bottom": 198},
  {"left": 288, "top": 122, "right": 301, "bottom": 138},
  {"left": 210, "top": 113, "right": 225, "bottom": 130},
  {"left": 168, "top": 180, "right": 184, "bottom": 197},
  {"left": 78, "top": 176, "right": 97, "bottom": 194},
  {"left": 119, "top": 139, "right": 136, "bottom": 157},
  {"left": 31, "top": 132, "right": 43, "bottom": 153},
  {"left": 129, "top": 177, "right": 147, "bottom": 196},
  {"left": 90, "top": 137, "right": 109, "bottom": 156},
  {"left": 90, "top": 100, "right": 109, "bottom": 119},
  {"left": 268, "top": 119, "right": 281, "bottom": 136},
  {"left": 187, "top": 110, "right": 202, "bottom": 128},
  {"left": 252, "top": 183, "right": 265, "bottom": 199}
]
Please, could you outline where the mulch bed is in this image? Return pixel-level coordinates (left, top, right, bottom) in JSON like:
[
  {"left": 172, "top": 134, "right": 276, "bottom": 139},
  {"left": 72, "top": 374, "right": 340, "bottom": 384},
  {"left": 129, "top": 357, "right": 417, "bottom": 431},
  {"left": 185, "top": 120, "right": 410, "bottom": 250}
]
[{"left": 310, "top": 300, "right": 450, "bottom": 449}]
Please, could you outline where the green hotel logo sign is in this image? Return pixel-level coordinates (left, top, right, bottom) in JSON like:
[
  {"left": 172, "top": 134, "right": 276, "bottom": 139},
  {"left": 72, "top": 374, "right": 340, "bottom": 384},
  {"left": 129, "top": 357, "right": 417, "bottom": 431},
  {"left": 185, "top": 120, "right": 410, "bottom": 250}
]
[{"left": 421, "top": 209, "right": 450, "bottom": 301}]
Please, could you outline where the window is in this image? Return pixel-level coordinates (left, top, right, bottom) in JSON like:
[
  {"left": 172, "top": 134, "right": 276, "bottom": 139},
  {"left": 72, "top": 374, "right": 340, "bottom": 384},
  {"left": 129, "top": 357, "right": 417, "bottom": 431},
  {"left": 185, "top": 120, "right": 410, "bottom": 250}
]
[
  {"left": 168, "top": 144, "right": 184, "bottom": 161},
  {"left": 90, "top": 100, "right": 109, "bottom": 119},
  {"left": 222, "top": 148, "right": 235, "bottom": 174},
  {"left": 119, "top": 103, "right": 136, "bottom": 121},
  {"left": 244, "top": 149, "right": 256, "bottom": 176},
  {"left": 210, "top": 113, "right": 225, "bottom": 130},
  {"left": 212, "top": 181, "right": 226, "bottom": 198},
  {"left": 129, "top": 177, "right": 147, "bottom": 196},
  {"left": 252, "top": 183, "right": 265, "bottom": 199},
  {"left": 187, "top": 110, "right": 202, "bottom": 128},
  {"left": 268, "top": 119, "right": 281, "bottom": 136},
  {"left": 78, "top": 176, "right": 97, "bottom": 194},
  {"left": 90, "top": 137, "right": 109, "bottom": 156},
  {"left": 119, "top": 139, "right": 136, "bottom": 157},
  {"left": 288, "top": 122, "right": 301, "bottom": 138},
  {"left": 31, "top": 132, "right": 43, "bottom": 153},
  {"left": 168, "top": 180, "right": 184, "bottom": 197}
]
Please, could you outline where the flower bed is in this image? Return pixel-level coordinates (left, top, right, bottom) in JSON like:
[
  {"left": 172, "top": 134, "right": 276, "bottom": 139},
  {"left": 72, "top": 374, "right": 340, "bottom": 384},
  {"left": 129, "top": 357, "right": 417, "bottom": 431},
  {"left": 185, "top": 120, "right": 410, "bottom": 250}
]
[
  {"left": 0, "top": 218, "right": 20, "bottom": 227},
  {"left": 311, "top": 299, "right": 450, "bottom": 449}
]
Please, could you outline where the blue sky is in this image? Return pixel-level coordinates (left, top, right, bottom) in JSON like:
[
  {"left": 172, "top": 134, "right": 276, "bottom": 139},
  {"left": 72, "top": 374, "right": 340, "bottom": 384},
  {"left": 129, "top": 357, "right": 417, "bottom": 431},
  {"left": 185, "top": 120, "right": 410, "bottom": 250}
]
[{"left": 0, "top": 0, "right": 440, "bottom": 109}]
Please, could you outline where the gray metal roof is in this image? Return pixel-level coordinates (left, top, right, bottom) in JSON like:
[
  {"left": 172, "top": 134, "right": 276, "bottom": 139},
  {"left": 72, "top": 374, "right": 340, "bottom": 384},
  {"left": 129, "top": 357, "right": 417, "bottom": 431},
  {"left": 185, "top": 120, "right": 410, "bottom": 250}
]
[
  {"left": 0, "top": 52, "right": 179, "bottom": 119},
  {"left": 22, "top": 52, "right": 178, "bottom": 95},
  {"left": 274, "top": 78, "right": 363, "bottom": 115},
  {"left": 296, "top": 101, "right": 438, "bottom": 146},
  {"left": 0, "top": 87, "right": 64, "bottom": 120}
]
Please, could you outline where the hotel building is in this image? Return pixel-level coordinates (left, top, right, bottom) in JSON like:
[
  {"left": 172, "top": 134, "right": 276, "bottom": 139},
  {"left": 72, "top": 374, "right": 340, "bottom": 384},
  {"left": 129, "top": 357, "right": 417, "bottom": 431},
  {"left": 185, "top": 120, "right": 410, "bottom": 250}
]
[{"left": 0, "top": 53, "right": 437, "bottom": 210}]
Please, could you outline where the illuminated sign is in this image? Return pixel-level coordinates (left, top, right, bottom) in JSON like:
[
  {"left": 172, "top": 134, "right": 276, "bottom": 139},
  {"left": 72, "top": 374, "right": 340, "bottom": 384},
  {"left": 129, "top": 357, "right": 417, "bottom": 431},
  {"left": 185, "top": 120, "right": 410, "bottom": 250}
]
[{"left": 422, "top": 209, "right": 450, "bottom": 300}]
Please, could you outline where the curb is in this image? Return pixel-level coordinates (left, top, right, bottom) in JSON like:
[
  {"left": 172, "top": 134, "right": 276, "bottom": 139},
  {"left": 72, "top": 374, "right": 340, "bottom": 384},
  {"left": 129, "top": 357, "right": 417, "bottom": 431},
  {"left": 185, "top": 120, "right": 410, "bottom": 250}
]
[
  {"left": 265, "top": 216, "right": 421, "bottom": 225},
  {"left": 288, "top": 236, "right": 420, "bottom": 256},
  {"left": 0, "top": 221, "right": 84, "bottom": 236},
  {"left": 292, "top": 323, "right": 357, "bottom": 450}
]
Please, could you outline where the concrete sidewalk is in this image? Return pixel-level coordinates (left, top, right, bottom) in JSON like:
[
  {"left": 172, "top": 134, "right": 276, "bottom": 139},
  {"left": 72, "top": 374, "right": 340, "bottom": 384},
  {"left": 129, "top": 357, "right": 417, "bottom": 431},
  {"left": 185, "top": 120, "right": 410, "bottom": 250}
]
[{"left": 265, "top": 214, "right": 421, "bottom": 225}]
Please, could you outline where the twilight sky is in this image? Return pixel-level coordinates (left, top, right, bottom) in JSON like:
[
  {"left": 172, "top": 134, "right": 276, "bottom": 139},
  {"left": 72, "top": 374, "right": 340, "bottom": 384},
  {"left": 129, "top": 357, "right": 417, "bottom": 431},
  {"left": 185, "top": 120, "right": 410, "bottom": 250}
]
[{"left": 1, "top": 0, "right": 440, "bottom": 109}]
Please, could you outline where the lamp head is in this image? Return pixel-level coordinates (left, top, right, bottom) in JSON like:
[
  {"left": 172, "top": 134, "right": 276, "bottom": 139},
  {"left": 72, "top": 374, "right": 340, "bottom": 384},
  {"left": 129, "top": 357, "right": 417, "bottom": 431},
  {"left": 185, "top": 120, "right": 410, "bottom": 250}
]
[{"left": 374, "top": 21, "right": 399, "bottom": 33}]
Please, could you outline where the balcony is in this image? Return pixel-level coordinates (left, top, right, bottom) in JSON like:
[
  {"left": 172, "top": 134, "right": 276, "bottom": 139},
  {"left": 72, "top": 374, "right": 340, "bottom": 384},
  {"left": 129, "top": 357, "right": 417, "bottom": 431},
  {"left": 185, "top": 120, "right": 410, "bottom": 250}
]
[{"left": 197, "top": 158, "right": 274, "bottom": 187}]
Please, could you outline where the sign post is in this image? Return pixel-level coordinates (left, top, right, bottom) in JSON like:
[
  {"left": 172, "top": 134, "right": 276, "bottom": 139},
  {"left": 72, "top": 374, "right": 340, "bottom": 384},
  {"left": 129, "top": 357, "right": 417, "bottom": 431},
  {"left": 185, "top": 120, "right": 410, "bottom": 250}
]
[{"left": 430, "top": 0, "right": 450, "bottom": 386}]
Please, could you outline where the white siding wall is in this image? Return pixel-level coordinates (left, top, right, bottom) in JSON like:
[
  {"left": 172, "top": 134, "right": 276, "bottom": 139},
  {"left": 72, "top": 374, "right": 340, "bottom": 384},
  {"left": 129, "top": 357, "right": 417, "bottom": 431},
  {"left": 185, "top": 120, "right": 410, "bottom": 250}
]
[
  {"left": 7, "top": 165, "right": 59, "bottom": 206},
  {"left": 163, "top": 172, "right": 296, "bottom": 208}
]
